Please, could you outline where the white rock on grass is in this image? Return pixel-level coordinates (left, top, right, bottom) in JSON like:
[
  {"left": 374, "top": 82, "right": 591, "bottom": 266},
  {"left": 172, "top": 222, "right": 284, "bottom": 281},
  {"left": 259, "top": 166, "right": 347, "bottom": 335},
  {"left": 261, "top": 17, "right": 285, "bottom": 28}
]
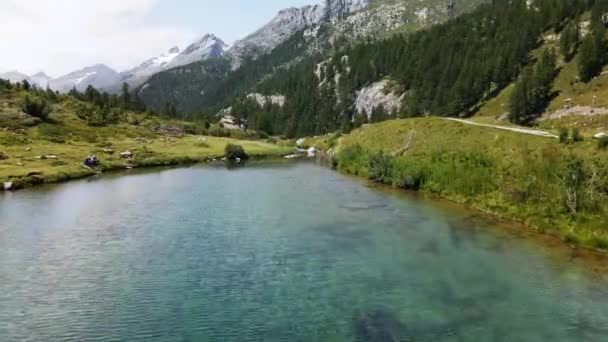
[{"left": 594, "top": 132, "right": 608, "bottom": 139}]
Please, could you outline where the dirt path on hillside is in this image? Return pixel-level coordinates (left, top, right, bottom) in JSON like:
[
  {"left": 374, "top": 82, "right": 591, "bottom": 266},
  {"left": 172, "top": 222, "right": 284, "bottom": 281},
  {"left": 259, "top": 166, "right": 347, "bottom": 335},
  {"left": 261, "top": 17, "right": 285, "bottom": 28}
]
[{"left": 444, "top": 118, "right": 558, "bottom": 138}]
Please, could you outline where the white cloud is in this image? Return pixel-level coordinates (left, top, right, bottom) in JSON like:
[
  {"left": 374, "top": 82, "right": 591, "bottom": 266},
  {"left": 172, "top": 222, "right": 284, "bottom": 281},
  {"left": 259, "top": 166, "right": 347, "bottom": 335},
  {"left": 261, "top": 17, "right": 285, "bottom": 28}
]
[{"left": 0, "top": 0, "right": 197, "bottom": 76}]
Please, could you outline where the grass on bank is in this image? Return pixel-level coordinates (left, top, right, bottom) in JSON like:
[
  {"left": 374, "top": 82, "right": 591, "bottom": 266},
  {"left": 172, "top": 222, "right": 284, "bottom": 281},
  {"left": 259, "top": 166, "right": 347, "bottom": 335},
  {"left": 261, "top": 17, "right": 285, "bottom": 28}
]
[
  {"left": 0, "top": 91, "right": 292, "bottom": 189},
  {"left": 329, "top": 118, "right": 608, "bottom": 251}
]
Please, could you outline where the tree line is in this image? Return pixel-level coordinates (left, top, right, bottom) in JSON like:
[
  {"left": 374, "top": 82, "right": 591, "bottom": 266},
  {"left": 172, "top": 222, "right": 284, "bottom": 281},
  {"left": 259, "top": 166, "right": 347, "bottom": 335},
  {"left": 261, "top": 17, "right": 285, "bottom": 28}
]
[{"left": 233, "top": 0, "right": 597, "bottom": 137}]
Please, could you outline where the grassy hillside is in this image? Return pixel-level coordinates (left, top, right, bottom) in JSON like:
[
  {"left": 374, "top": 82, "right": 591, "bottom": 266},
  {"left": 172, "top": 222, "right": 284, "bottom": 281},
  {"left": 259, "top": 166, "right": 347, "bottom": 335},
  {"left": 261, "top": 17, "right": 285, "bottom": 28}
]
[
  {"left": 320, "top": 118, "right": 608, "bottom": 251},
  {"left": 475, "top": 21, "right": 608, "bottom": 135},
  {"left": 0, "top": 86, "right": 291, "bottom": 190}
]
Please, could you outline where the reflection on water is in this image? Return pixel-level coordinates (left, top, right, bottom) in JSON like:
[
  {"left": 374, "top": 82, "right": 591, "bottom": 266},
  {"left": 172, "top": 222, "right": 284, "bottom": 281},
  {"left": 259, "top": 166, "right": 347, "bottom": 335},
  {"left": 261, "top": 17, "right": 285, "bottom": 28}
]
[{"left": 1, "top": 162, "right": 607, "bottom": 341}]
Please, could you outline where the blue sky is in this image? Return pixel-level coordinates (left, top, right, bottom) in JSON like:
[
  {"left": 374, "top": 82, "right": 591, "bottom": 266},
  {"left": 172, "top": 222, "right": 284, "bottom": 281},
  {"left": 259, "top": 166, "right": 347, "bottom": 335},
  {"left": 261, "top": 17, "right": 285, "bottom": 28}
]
[{"left": 0, "top": 0, "right": 323, "bottom": 76}]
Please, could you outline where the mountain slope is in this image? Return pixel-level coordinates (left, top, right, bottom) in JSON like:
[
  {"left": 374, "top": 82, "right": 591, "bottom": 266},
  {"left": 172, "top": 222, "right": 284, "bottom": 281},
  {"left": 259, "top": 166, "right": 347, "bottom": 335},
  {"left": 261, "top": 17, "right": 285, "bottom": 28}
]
[
  {"left": 0, "top": 71, "right": 31, "bottom": 84},
  {"left": 166, "top": 34, "right": 228, "bottom": 69},
  {"left": 139, "top": 0, "right": 487, "bottom": 114},
  {"left": 29, "top": 72, "right": 52, "bottom": 89},
  {"left": 226, "top": 5, "right": 326, "bottom": 69},
  {"left": 49, "top": 64, "right": 121, "bottom": 93},
  {"left": 114, "top": 34, "right": 228, "bottom": 93}
]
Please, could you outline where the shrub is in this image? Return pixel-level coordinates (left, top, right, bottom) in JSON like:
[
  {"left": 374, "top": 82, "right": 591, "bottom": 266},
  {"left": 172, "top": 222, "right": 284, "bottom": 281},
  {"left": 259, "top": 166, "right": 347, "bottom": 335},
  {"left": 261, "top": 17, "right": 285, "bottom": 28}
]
[
  {"left": 207, "top": 126, "right": 231, "bottom": 137},
  {"left": 598, "top": 136, "right": 608, "bottom": 149},
  {"left": 224, "top": 143, "right": 249, "bottom": 160},
  {"left": 558, "top": 128, "right": 569, "bottom": 143},
  {"left": 336, "top": 144, "right": 368, "bottom": 175},
  {"left": 572, "top": 128, "right": 584, "bottom": 142},
  {"left": 590, "top": 236, "right": 608, "bottom": 250},
  {"left": 76, "top": 103, "right": 122, "bottom": 126},
  {"left": 391, "top": 158, "right": 427, "bottom": 191},
  {"left": 20, "top": 95, "right": 52, "bottom": 119},
  {"left": 368, "top": 151, "right": 393, "bottom": 184}
]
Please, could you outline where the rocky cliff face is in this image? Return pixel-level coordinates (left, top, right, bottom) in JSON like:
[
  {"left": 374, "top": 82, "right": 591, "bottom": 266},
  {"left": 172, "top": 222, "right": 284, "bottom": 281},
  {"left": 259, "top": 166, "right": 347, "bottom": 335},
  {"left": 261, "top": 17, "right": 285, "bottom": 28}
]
[
  {"left": 137, "top": 0, "right": 489, "bottom": 113},
  {"left": 246, "top": 93, "right": 286, "bottom": 107},
  {"left": 226, "top": 5, "right": 325, "bottom": 68},
  {"left": 325, "top": 0, "right": 372, "bottom": 19},
  {"left": 355, "top": 80, "right": 405, "bottom": 117},
  {"left": 226, "top": 0, "right": 378, "bottom": 68}
]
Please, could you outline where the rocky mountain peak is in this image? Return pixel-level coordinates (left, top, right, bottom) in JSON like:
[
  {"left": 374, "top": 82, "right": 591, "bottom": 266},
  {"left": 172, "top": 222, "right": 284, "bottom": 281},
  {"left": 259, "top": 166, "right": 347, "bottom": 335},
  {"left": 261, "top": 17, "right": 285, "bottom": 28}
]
[
  {"left": 226, "top": 4, "right": 325, "bottom": 68},
  {"left": 325, "top": 0, "right": 373, "bottom": 19},
  {"left": 182, "top": 34, "right": 225, "bottom": 55}
]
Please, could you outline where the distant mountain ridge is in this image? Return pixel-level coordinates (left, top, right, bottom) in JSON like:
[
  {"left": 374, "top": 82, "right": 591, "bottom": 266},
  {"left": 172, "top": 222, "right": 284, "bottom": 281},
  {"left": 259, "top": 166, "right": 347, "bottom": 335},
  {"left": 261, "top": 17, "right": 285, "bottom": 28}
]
[
  {"left": 116, "top": 34, "right": 228, "bottom": 91},
  {"left": 136, "top": 0, "right": 489, "bottom": 114},
  {"left": 2, "top": 0, "right": 485, "bottom": 100}
]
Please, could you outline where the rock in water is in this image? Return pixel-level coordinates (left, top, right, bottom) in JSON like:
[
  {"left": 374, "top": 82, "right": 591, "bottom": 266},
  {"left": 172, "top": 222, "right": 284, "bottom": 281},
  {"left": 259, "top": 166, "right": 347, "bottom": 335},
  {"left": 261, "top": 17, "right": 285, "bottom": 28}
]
[
  {"left": 307, "top": 147, "right": 318, "bottom": 158},
  {"left": 3, "top": 182, "right": 13, "bottom": 191},
  {"left": 0, "top": 151, "right": 8, "bottom": 160},
  {"left": 354, "top": 310, "right": 410, "bottom": 342}
]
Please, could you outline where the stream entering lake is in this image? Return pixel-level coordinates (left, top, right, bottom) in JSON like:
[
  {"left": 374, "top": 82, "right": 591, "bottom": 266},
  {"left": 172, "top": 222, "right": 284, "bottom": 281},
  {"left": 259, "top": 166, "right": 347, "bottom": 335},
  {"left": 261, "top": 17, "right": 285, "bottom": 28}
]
[{"left": 1, "top": 162, "right": 607, "bottom": 341}]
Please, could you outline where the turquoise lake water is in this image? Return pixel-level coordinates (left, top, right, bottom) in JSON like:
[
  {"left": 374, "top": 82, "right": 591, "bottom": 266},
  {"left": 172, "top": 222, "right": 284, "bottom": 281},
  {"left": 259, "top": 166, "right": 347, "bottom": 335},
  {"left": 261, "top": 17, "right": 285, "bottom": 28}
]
[{"left": 1, "top": 161, "right": 607, "bottom": 341}]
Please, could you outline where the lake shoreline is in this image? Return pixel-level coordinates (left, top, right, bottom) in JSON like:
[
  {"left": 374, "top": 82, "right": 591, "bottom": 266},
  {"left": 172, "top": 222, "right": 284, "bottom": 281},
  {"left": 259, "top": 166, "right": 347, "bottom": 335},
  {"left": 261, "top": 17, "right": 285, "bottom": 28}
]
[
  {"left": 1, "top": 152, "right": 288, "bottom": 192},
  {"left": 6, "top": 150, "right": 608, "bottom": 269},
  {"left": 333, "top": 164, "right": 608, "bottom": 267}
]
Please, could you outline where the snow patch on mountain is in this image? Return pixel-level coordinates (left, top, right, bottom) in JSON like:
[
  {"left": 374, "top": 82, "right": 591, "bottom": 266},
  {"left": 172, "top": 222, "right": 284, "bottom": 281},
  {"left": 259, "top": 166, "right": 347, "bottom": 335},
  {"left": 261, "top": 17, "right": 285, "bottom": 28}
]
[
  {"left": 166, "top": 34, "right": 227, "bottom": 69},
  {"left": 49, "top": 64, "right": 120, "bottom": 93},
  {"left": 115, "top": 35, "right": 227, "bottom": 92}
]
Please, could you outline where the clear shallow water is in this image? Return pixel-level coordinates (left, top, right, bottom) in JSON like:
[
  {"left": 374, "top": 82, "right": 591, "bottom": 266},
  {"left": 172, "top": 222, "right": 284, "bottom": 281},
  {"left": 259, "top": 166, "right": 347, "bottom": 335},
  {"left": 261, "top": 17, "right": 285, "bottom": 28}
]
[{"left": 1, "top": 162, "right": 607, "bottom": 342}]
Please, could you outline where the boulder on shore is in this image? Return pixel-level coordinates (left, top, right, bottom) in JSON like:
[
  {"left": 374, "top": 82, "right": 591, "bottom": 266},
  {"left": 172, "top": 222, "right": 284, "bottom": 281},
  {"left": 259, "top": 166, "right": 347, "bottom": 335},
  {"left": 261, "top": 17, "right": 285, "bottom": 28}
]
[
  {"left": 120, "top": 151, "right": 134, "bottom": 159},
  {"left": 307, "top": 147, "right": 318, "bottom": 158},
  {"left": 593, "top": 132, "right": 608, "bottom": 139},
  {"left": 3, "top": 182, "right": 13, "bottom": 191}
]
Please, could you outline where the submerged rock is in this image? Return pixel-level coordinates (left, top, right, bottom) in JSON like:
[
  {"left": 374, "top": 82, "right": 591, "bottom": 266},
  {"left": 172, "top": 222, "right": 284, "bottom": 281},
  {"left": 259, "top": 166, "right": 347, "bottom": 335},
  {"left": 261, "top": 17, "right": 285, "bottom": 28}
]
[{"left": 354, "top": 310, "right": 410, "bottom": 342}]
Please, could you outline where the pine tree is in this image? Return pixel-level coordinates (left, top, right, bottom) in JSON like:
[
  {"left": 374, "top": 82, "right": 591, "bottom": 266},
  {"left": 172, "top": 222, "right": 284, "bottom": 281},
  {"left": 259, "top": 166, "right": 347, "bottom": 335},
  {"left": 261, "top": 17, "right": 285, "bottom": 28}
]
[
  {"left": 578, "top": 34, "right": 599, "bottom": 82},
  {"left": 560, "top": 20, "right": 580, "bottom": 62},
  {"left": 120, "top": 83, "right": 131, "bottom": 109},
  {"left": 578, "top": 15, "right": 607, "bottom": 82},
  {"left": 509, "top": 67, "right": 532, "bottom": 125},
  {"left": 370, "top": 105, "right": 388, "bottom": 123}
]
